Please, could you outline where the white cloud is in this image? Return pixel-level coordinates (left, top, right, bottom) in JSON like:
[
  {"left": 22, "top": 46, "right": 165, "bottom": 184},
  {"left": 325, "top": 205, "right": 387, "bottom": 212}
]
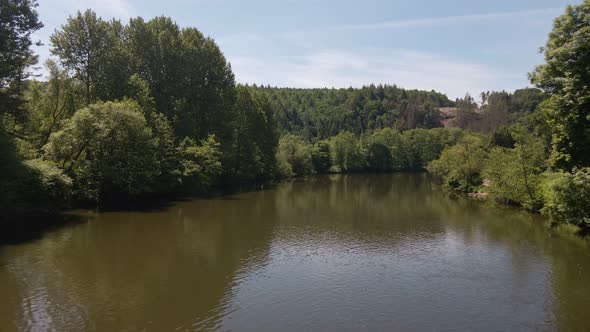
[
  {"left": 31, "top": 2, "right": 548, "bottom": 98},
  {"left": 336, "top": 8, "right": 562, "bottom": 31},
  {"left": 228, "top": 49, "right": 527, "bottom": 99},
  {"left": 217, "top": 6, "right": 559, "bottom": 98}
]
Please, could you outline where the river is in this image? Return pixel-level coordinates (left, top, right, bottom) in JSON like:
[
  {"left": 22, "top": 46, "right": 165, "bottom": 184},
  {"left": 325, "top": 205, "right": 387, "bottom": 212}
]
[{"left": 1, "top": 174, "right": 589, "bottom": 331}]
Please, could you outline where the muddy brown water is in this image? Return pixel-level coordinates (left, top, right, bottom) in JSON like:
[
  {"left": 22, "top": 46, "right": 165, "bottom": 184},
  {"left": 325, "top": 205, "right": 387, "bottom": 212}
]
[{"left": 1, "top": 174, "right": 589, "bottom": 331}]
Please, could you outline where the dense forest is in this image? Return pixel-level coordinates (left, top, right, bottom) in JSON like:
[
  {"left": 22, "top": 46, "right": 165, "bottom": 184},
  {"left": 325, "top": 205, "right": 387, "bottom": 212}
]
[
  {"left": 253, "top": 85, "right": 544, "bottom": 139},
  {"left": 254, "top": 85, "right": 454, "bottom": 139},
  {"left": 1, "top": 5, "right": 279, "bottom": 212},
  {"left": 1, "top": 0, "right": 589, "bottom": 232}
]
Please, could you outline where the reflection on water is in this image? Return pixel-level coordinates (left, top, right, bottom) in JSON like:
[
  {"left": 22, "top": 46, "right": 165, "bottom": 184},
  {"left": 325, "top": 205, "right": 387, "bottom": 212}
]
[{"left": 1, "top": 174, "right": 589, "bottom": 331}]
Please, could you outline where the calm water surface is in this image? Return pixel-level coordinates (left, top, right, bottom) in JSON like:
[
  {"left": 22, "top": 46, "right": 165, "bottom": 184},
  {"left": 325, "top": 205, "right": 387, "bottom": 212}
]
[{"left": 1, "top": 174, "right": 590, "bottom": 331}]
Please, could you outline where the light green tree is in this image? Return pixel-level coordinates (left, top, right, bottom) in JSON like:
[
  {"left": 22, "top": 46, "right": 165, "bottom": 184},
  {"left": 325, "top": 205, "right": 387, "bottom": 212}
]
[
  {"left": 276, "top": 134, "right": 312, "bottom": 177},
  {"left": 177, "top": 135, "right": 223, "bottom": 193},
  {"left": 330, "top": 131, "right": 365, "bottom": 172},
  {"left": 483, "top": 128, "right": 546, "bottom": 210},
  {"left": 25, "top": 60, "right": 82, "bottom": 147},
  {"left": 530, "top": 1, "right": 590, "bottom": 169},
  {"left": 50, "top": 10, "right": 115, "bottom": 105},
  {"left": 543, "top": 168, "right": 590, "bottom": 231},
  {"left": 427, "top": 134, "right": 486, "bottom": 192},
  {"left": 44, "top": 101, "right": 159, "bottom": 203}
]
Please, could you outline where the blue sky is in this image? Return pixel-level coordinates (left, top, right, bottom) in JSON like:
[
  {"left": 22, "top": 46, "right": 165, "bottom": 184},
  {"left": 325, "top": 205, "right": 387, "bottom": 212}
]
[{"left": 32, "top": 0, "right": 578, "bottom": 99}]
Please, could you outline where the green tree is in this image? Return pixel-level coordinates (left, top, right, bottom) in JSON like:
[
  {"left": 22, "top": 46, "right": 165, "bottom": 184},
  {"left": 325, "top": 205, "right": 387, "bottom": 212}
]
[
  {"left": 229, "top": 86, "right": 278, "bottom": 183},
  {"left": 510, "top": 88, "right": 543, "bottom": 114},
  {"left": 150, "top": 112, "right": 181, "bottom": 193},
  {"left": 276, "top": 134, "right": 312, "bottom": 177},
  {"left": 0, "top": 0, "right": 54, "bottom": 217},
  {"left": 311, "top": 141, "right": 332, "bottom": 173},
  {"left": 489, "top": 127, "right": 515, "bottom": 148},
  {"left": 483, "top": 128, "right": 546, "bottom": 210},
  {"left": 24, "top": 60, "right": 82, "bottom": 147},
  {"left": 50, "top": 10, "right": 115, "bottom": 105},
  {"left": 480, "top": 91, "right": 510, "bottom": 133},
  {"left": 365, "top": 141, "right": 391, "bottom": 172},
  {"left": 125, "top": 17, "right": 236, "bottom": 144},
  {"left": 454, "top": 93, "right": 480, "bottom": 130},
  {"left": 543, "top": 168, "right": 590, "bottom": 231},
  {"left": 330, "top": 131, "right": 365, "bottom": 172},
  {"left": 177, "top": 135, "right": 222, "bottom": 193},
  {"left": 1, "top": 126, "right": 71, "bottom": 216},
  {"left": 427, "top": 134, "right": 486, "bottom": 192},
  {"left": 363, "top": 130, "right": 396, "bottom": 172},
  {"left": 254, "top": 85, "right": 455, "bottom": 141},
  {"left": 530, "top": 1, "right": 590, "bottom": 169},
  {"left": 44, "top": 101, "right": 159, "bottom": 203},
  {"left": 0, "top": 0, "right": 43, "bottom": 116}
]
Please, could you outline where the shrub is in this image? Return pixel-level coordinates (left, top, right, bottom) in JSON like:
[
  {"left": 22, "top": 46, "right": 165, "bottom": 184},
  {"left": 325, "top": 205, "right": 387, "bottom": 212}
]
[
  {"left": 177, "top": 135, "right": 223, "bottom": 193},
  {"left": 483, "top": 128, "right": 546, "bottom": 210},
  {"left": 330, "top": 131, "right": 365, "bottom": 172},
  {"left": 311, "top": 141, "right": 332, "bottom": 174},
  {"left": 543, "top": 168, "right": 590, "bottom": 231},
  {"left": 44, "top": 101, "right": 160, "bottom": 203},
  {"left": 24, "top": 159, "right": 73, "bottom": 203},
  {"left": 276, "top": 134, "right": 312, "bottom": 177},
  {"left": 427, "top": 134, "right": 486, "bottom": 192}
]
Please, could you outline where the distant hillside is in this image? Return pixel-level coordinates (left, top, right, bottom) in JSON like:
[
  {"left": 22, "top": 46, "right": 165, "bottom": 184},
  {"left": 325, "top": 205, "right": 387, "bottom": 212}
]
[
  {"left": 438, "top": 107, "right": 459, "bottom": 128},
  {"left": 447, "top": 88, "right": 544, "bottom": 132},
  {"left": 253, "top": 85, "right": 455, "bottom": 141}
]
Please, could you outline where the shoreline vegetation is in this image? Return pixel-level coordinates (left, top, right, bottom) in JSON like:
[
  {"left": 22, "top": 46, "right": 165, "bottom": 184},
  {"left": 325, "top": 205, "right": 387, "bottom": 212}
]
[{"left": 1, "top": 1, "right": 589, "bottom": 236}]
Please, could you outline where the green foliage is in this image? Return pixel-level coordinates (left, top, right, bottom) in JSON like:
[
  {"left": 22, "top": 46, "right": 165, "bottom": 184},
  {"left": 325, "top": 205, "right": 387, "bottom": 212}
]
[
  {"left": 5, "top": 3, "right": 588, "bottom": 235},
  {"left": 510, "top": 88, "right": 544, "bottom": 114},
  {"left": 483, "top": 129, "right": 546, "bottom": 210},
  {"left": 311, "top": 141, "right": 332, "bottom": 174},
  {"left": 125, "top": 16, "right": 236, "bottom": 144},
  {"left": 0, "top": 0, "right": 43, "bottom": 116},
  {"left": 530, "top": 1, "right": 590, "bottom": 169},
  {"left": 127, "top": 74, "right": 156, "bottom": 117},
  {"left": 44, "top": 101, "right": 159, "bottom": 203},
  {"left": 276, "top": 128, "right": 463, "bottom": 176},
  {"left": 50, "top": 11, "right": 243, "bottom": 177},
  {"left": 276, "top": 134, "right": 313, "bottom": 178},
  {"left": 454, "top": 89, "right": 544, "bottom": 133},
  {"left": 255, "top": 85, "right": 454, "bottom": 140},
  {"left": 543, "top": 168, "right": 590, "bottom": 230},
  {"left": 489, "top": 127, "right": 515, "bottom": 148},
  {"left": 427, "top": 134, "right": 486, "bottom": 192},
  {"left": 177, "top": 135, "right": 222, "bottom": 193},
  {"left": 50, "top": 10, "right": 117, "bottom": 104},
  {"left": 230, "top": 86, "right": 278, "bottom": 183},
  {"left": 1, "top": 127, "right": 68, "bottom": 216},
  {"left": 364, "top": 128, "right": 401, "bottom": 170},
  {"left": 365, "top": 140, "right": 392, "bottom": 172},
  {"left": 330, "top": 131, "right": 365, "bottom": 172},
  {"left": 24, "top": 159, "right": 72, "bottom": 202},
  {"left": 24, "top": 60, "right": 82, "bottom": 147},
  {"left": 149, "top": 112, "right": 180, "bottom": 193},
  {"left": 538, "top": 95, "right": 590, "bottom": 169}
]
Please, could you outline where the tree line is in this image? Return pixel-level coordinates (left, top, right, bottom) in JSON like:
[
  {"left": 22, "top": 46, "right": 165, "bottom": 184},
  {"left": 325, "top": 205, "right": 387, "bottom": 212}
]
[
  {"left": 254, "top": 85, "right": 454, "bottom": 141},
  {"left": 275, "top": 128, "right": 463, "bottom": 178},
  {"left": 250, "top": 85, "right": 546, "bottom": 140},
  {"left": 1, "top": 0, "right": 589, "bottom": 233},
  {"left": 451, "top": 88, "right": 544, "bottom": 133}
]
